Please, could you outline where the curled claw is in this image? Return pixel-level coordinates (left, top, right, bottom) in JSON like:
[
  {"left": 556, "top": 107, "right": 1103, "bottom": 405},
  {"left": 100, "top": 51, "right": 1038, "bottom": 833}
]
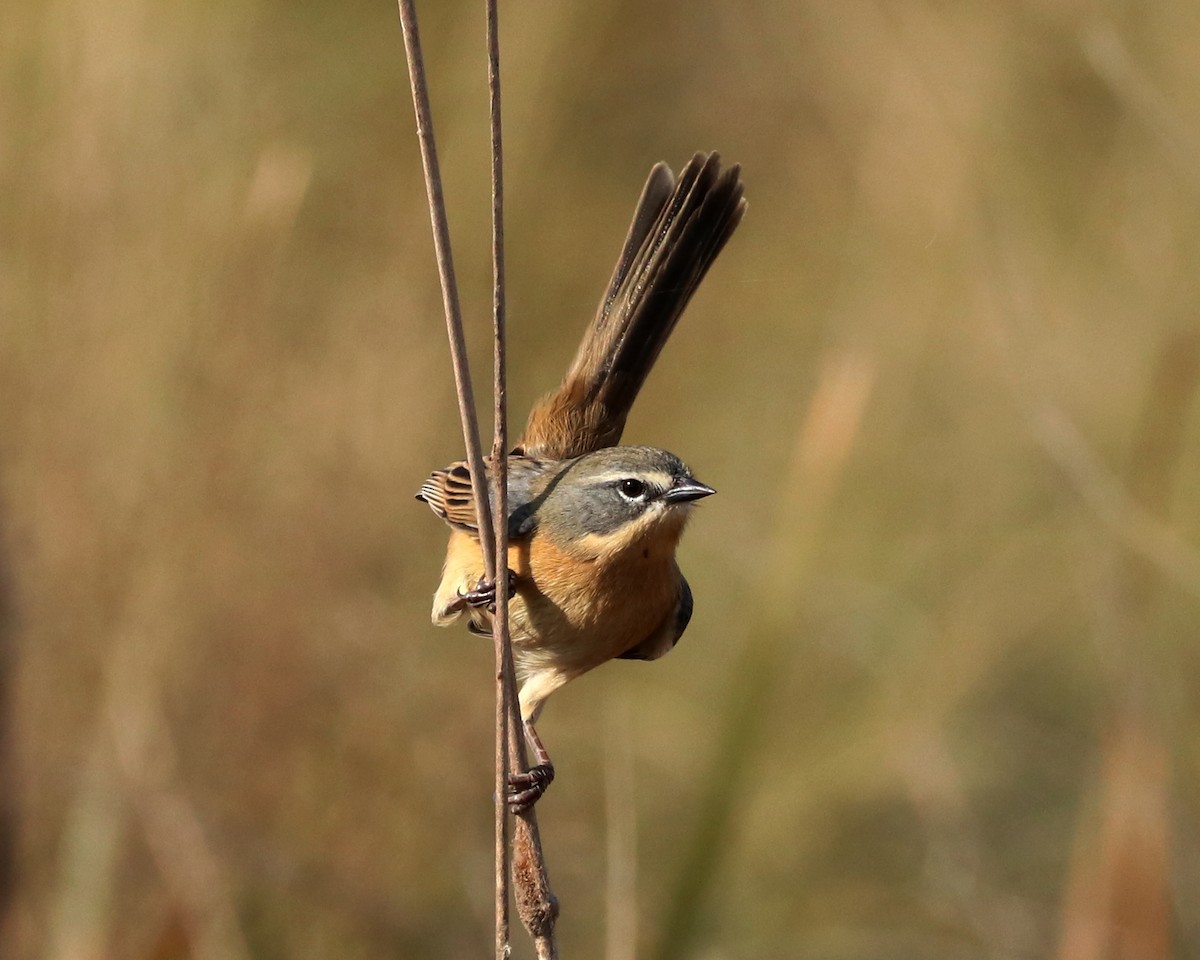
[
  {"left": 456, "top": 579, "right": 496, "bottom": 611},
  {"left": 456, "top": 568, "right": 518, "bottom": 613},
  {"left": 507, "top": 763, "right": 555, "bottom": 814}
]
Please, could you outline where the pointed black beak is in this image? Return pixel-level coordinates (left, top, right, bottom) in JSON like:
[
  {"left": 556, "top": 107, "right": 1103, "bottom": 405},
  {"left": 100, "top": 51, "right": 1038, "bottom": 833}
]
[{"left": 662, "top": 479, "right": 717, "bottom": 504}]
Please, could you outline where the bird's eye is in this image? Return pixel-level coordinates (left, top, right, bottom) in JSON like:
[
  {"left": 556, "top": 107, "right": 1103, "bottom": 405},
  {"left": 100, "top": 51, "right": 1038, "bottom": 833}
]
[{"left": 617, "top": 478, "right": 647, "bottom": 500}]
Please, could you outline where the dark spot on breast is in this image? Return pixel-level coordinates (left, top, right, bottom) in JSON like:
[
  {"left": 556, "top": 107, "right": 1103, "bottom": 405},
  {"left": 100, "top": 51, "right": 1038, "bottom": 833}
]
[{"left": 642, "top": 548, "right": 649, "bottom": 559}]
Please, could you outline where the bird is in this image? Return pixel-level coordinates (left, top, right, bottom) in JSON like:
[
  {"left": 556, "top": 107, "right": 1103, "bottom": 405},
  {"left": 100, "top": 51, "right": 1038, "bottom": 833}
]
[{"left": 417, "top": 152, "right": 745, "bottom": 811}]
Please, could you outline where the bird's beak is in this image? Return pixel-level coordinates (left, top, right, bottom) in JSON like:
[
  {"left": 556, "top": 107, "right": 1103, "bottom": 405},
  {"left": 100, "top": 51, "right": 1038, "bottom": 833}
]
[{"left": 663, "top": 479, "right": 717, "bottom": 504}]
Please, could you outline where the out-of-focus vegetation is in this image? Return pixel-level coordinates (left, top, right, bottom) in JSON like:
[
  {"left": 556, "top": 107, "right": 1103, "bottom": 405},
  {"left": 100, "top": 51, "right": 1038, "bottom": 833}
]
[{"left": 3, "top": 1, "right": 1200, "bottom": 957}]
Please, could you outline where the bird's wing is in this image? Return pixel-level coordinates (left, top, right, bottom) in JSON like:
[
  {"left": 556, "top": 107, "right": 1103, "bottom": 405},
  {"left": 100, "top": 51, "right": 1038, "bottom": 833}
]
[
  {"left": 416, "top": 455, "right": 553, "bottom": 535},
  {"left": 416, "top": 461, "right": 478, "bottom": 531},
  {"left": 617, "top": 571, "right": 693, "bottom": 661}
]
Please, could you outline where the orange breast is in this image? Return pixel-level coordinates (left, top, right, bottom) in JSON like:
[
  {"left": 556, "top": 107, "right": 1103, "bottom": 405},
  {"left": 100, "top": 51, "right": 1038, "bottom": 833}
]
[{"left": 434, "top": 524, "right": 681, "bottom": 680}]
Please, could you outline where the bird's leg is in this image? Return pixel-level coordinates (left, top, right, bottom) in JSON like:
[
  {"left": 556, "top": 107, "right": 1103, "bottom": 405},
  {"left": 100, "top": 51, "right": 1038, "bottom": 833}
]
[
  {"left": 507, "top": 718, "right": 555, "bottom": 813},
  {"left": 454, "top": 568, "right": 518, "bottom": 613}
]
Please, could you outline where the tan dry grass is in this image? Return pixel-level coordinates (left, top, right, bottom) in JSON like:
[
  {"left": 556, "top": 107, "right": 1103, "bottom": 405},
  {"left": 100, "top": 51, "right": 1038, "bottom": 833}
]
[{"left": 3, "top": 1, "right": 1199, "bottom": 958}]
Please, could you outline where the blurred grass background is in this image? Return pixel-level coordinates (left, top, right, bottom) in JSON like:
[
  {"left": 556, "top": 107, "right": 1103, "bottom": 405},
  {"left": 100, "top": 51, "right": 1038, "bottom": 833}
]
[{"left": 4, "top": 0, "right": 1200, "bottom": 957}]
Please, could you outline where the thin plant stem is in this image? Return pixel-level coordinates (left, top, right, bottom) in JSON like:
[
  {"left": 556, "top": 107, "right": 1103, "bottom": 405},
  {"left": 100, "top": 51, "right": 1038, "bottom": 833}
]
[
  {"left": 485, "top": 10, "right": 558, "bottom": 954},
  {"left": 486, "top": 0, "right": 513, "bottom": 956},
  {"left": 396, "top": 1, "right": 559, "bottom": 955},
  {"left": 396, "top": 0, "right": 496, "bottom": 582}
]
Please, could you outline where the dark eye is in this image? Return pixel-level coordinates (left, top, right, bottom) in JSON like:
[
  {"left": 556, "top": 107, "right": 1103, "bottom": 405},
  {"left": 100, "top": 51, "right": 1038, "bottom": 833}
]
[{"left": 617, "top": 478, "right": 647, "bottom": 500}]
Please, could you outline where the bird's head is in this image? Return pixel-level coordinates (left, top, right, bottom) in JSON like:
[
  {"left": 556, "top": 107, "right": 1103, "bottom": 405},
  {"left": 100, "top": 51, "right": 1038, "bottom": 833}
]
[{"left": 526, "top": 445, "right": 715, "bottom": 560}]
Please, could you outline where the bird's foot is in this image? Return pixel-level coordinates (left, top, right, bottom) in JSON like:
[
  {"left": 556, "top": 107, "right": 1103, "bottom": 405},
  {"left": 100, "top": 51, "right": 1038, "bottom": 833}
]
[
  {"left": 456, "top": 568, "right": 518, "bottom": 613},
  {"left": 507, "top": 763, "right": 555, "bottom": 814}
]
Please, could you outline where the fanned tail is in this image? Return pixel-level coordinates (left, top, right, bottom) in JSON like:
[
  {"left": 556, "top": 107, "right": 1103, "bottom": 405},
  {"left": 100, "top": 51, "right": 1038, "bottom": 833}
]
[{"left": 518, "top": 152, "right": 746, "bottom": 459}]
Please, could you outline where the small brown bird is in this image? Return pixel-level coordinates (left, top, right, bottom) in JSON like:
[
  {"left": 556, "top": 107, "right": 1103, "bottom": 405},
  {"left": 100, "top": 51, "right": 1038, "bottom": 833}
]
[{"left": 418, "top": 152, "right": 745, "bottom": 810}]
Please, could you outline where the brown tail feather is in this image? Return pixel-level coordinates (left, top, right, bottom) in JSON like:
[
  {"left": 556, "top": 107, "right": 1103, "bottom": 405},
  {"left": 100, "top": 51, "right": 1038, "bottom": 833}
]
[{"left": 518, "top": 152, "right": 746, "bottom": 459}]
